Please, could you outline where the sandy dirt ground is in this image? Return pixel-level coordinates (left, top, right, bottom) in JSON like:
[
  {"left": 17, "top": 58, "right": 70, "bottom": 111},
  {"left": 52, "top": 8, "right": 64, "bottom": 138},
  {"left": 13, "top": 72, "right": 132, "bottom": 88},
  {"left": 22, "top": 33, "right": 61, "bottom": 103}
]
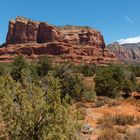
[{"left": 80, "top": 99, "right": 140, "bottom": 140}]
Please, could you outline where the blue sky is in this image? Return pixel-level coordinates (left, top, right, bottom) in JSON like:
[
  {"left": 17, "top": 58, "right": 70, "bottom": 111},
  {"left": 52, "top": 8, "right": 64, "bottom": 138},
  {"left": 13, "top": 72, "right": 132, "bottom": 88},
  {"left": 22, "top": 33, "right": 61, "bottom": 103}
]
[{"left": 0, "top": 0, "right": 140, "bottom": 44}]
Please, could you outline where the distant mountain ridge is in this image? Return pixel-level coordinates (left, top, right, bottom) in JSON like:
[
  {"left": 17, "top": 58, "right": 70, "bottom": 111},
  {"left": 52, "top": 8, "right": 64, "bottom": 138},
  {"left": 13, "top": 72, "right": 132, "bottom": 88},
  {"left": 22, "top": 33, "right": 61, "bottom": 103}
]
[{"left": 107, "top": 41, "right": 140, "bottom": 62}]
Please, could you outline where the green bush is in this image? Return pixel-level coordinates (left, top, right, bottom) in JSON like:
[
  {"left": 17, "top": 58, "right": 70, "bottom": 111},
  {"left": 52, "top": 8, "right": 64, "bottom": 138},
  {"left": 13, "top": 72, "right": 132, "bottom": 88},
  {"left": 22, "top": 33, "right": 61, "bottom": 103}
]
[
  {"left": 95, "top": 65, "right": 136, "bottom": 98},
  {"left": 81, "top": 64, "right": 97, "bottom": 77},
  {"left": 131, "top": 65, "right": 140, "bottom": 77},
  {"left": 0, "top": 74, "right": 81, "bottom": 140},
  {"left": 54, "top": 63, "right": 85, "bottom": 101},
  {"left": 36, "top": 55, "right": 52, "bottom": 77},
  {"left": 82, "top": 87, "right": 96, "bottom": 102},
  {"left": 11, "top": 55, "right": 28, "bottom": 81},
  {"left": 136, "top": 81, "right": 140, "bottom": 92},
  {"left": 122, "top": 80, "right": 134, "bottom": 94},
  {"left": 0, "top": 62, "right": 10, "bottom": 76},
  {"left": 95, "top": 66, "right": 120, "bottom": 98}
]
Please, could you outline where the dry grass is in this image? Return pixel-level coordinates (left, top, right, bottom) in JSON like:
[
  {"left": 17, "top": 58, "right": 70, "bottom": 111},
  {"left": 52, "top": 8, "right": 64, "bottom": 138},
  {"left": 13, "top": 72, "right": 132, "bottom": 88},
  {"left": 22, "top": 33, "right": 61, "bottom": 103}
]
[
  {"left": 111, "top": 114, "right": 135, "bottom": 125},
  {"left": 97, "top": 114, "right": 140, "bottom": 140},
  {"left": 93, "top": 97, "right": 112, "bottom": 108},
  {"left": 98, "top": 114, "right": 140, "bottom": 126},
  {"left": 126, "top": 127, "right": 140, "bottom": 140},
  {"left": 98, "top": 128, "right": 124, "bottom": 140},
  {"left": 98, "top": 127, "right": 140, "bottom": 140},
  {"left": 81, "top": 97, "right": 140, "bottom": 140},
  {"left": 127, "top": 98, "right": 140, "bottom": 108}
]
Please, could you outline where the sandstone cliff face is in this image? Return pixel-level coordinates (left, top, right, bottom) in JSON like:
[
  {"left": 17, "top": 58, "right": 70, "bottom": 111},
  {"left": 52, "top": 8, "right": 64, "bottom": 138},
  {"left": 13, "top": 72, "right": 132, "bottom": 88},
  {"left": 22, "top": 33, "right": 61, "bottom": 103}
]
[
  {"left": 60, "top": 27, "right": 105, "bottom": 48},
  {"left": 108, "top": 42, "right": 140, "bottom": 62},
  {"left": 0, "top": 17, "right": 117, "bottom": 64},
  {"left": 6, "top": 17, "right": 60, "bottom": 44}
]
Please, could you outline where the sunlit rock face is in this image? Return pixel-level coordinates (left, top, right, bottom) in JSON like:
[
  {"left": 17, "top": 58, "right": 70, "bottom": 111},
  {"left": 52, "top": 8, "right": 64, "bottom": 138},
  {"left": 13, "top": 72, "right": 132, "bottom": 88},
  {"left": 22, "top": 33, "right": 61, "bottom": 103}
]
[
  {"left": 108, "top": 42, "right": 140, "bottom": 62},
  {"left": 0, "top": 16, "right": 117, "bottom": 64}
]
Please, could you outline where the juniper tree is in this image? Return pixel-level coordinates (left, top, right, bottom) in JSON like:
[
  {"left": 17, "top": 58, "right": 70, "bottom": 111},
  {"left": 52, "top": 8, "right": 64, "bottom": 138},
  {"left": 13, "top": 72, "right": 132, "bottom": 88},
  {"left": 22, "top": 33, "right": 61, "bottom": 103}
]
[{"left": 0, "top": 74, "right": 80, "bottom": 140}]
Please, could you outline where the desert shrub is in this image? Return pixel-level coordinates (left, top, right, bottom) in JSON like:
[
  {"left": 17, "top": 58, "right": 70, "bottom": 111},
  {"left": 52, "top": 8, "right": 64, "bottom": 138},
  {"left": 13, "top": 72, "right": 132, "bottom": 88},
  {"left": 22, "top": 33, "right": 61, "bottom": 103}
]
[
  {"left": 127, "top": 98, "right": 140, "bottom": 109},
  {"left": 98, "top": 128, "right": 123, "bottom": 140},
  {"left": 111, "top": 114, "right": 135, "bottom": 125},
  {"left": 80, "top": 64, "right": 97, "bottom": 77},
  {"left": 122, "top": 70, "right": 136, "bottom": 94},
  {"left": 126, "top": 127, "right": 140, "bottom": 140},
  {"left": 82, "top": 87, "right": 96, "bottom": 102},
  {"left": 115, "top": 126, "right": 127, "bottom": 134},
  {"left": 131, "top": 65, "right": 140, "bottom": 77},
  {"left": 10, "top": 55, "right": 28, "bottom": 81},
  {"left": 75, "top": 102, "right": 89, "bottom": 109},
  {"left": 0, "top": 74, "right": 81, "bottom": 140},
  {"left": 98, "top": 124, "right": 140, "bottom": 140},
  {"left": 54, "top": 63, "right": 85, "bottom": 101},
  {"left": 54, "top": 63, "right": 97, "bottom": 101},
  {"left": 98, "top": 114, "right": 139, "bottom": 126},
  {"left": 0, "top": 62, "right": 10, "bottom": 76},
  {"left": 95, "top": 66, "right": 121, "bottom": 98},
  {"left": 93, "top": 97, "right": 113, "bottom": 108},
  {"left": 122, "top": 80, "right": 135, "bottom": 94},
  {"left": 36, "top": 55, "right": 52, "bottom": 77},
  {"left": 136, "top": 81, "right": 140, "bottom": 92},
  {"left": 97, "top": 114, "right": 113, "bottom": 126},
  {"left": 95, "top": 75, "right": 119, "bottom": 98},
  {"left": 76, "top": 107, "right": 87, "bottom": 120},
  {"left": 95, "top": 65, "right": 136, "bottom": 98},
  {"left": 56, "top": 25, "right": 92, "bottom": 30},
  {"left": 10, "top": 55, "right": 39, "bottom": 83}
]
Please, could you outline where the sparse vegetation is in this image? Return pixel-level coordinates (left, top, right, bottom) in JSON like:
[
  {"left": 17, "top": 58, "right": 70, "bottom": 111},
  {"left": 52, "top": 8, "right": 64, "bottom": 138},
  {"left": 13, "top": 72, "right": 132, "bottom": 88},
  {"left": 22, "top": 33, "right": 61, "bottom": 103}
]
[
  {"left": 97, "top": 113, "right": 140, "bottom": 140},
  {"left": 98, "top": 114, "right": 140, "bottom": 126},
  {"left": 36, "top": 55, "right": 52, "bottom": 77},
  {"left": 98, "top": 128, "right": 123, "bottom": 140},
  {"left": 56, "top": 25, "right": 94, "bottom": 31},
  {"left": 0, "top": 55, "right": 82, "bottom": 139},
  {"left": 80, "top": 64, "right": 97, "bottom": 77},
  {"left": 0, "top": 55, "right": 139, "bottom": 139},
  {"left": 131, "top": 65, "right": 140, "bottom": 77}
]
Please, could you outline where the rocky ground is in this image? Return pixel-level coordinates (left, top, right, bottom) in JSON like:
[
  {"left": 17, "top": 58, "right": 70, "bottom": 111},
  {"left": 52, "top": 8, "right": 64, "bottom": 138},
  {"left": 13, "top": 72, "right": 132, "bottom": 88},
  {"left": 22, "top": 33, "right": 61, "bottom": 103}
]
[{"left": 76, "top": 97, "right": 140, "bottom": 140}]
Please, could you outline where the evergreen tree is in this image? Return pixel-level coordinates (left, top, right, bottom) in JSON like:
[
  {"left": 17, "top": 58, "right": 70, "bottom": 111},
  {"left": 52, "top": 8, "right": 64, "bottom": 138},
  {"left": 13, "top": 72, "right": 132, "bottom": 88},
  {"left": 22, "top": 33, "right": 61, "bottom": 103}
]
[
  {"left": 36, "top": 55, "right": 52, "bottom": 77},
  {"left": 0, "top": 74, "right": 80, "bottom": 140},
  {"left": 54, "top": 63, "right": 85, "bottom": 101},
  {"left": 11, "top": 55, "right": 28, "bottom": 81}
]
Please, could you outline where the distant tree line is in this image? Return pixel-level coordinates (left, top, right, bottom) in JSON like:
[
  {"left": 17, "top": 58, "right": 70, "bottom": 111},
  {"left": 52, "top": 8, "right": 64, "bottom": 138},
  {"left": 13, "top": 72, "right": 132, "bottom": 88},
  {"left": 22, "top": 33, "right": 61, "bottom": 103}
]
[{"left": 56, "top": 25, "right": 94, "bottom": 31}]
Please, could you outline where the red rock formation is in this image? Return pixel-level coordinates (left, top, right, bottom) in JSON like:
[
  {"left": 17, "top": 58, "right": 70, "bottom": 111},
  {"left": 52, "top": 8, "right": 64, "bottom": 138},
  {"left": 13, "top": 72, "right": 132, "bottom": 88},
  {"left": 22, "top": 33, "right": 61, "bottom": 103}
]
[
  {"left": 6, "top": 17, "right": 39, "bottom": 44},
  {"left": 108, "top": 42, "right": 140, "bottom": 62},
  {"left": 0, "top": 17, "right": 117, "bottom": 64},
  {"left": 37, "top": 22, "right": 61, "bottom": 43}
]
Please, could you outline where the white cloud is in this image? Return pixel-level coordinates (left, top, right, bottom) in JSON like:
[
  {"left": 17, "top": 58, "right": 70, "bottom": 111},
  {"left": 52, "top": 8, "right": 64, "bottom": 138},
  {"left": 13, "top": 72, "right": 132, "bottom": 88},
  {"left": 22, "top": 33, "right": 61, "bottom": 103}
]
[
  {"left": 124, "top": 15, "right": 135, "bottom": 24},
  {"left": 118, "top": 36, "right": 140, "bottom": 44}
]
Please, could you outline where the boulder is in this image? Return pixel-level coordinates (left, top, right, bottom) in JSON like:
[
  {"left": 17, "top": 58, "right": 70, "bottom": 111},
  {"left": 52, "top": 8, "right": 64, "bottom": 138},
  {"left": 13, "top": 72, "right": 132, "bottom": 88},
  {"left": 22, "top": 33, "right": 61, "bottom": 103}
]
[{"left": 81, "top": 124, "right": 94, "bottom": 135}]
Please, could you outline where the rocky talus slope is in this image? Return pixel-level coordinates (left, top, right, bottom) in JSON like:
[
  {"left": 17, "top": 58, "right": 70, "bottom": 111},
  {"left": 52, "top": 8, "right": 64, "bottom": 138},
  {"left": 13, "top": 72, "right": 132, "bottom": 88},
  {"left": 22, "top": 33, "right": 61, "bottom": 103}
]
[{"left": 0, "top": 16, "right": 117, "bottom": 64}]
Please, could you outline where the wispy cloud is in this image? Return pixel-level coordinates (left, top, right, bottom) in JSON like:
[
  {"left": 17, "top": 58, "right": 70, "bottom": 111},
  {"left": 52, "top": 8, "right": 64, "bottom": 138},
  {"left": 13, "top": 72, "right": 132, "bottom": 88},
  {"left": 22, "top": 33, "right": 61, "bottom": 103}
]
[
  {"left": 118, "top": 36, "right": 140, "bottom": 44},
  {"left": 124, "top": 15, "right": 135, "bottom": 24}
]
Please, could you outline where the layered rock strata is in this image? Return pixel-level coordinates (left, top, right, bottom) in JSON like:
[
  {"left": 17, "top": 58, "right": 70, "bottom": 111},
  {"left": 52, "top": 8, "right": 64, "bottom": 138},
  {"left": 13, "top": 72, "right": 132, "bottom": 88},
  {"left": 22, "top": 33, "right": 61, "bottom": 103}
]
[{"left": 0, "top": 16, "right": 117, "bottom": 64}]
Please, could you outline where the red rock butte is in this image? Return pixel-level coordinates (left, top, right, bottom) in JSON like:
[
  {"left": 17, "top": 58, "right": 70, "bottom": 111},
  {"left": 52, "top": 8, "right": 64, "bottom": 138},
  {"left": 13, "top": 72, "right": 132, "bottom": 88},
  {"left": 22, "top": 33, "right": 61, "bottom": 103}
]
[{"left": 0, "top": 16, "right": 117, "bottom": 64}]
